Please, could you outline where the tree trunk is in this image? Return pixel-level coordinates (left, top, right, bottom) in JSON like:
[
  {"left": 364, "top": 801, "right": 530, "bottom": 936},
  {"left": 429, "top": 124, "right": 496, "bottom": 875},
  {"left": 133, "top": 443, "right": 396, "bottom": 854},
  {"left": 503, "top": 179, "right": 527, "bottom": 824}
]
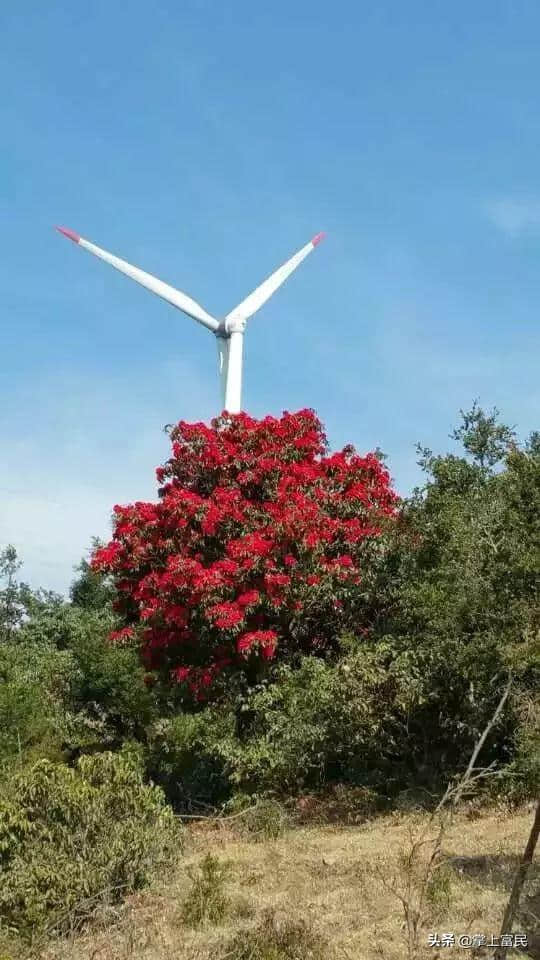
[{"left": 494, "top": 798, "right": 540, "bottom": 960}]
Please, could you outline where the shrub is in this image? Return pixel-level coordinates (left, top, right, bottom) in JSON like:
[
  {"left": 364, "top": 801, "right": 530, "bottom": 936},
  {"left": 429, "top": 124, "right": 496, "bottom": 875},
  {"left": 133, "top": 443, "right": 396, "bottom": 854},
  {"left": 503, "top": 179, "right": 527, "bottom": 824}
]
[
  {"left": 70, "top": 541, "right": 116, "bottom": 612},
  {"left": 91, "top": 410, "right": 397, "bottom": 699},
  {"left": 181, "top": 854, "right": 230, "bottom": 927},
  {"left": 497, "top": 689, "right": 540, "bottom": 802},
  {"left": 0, "top": 642, "right": 75, "bottom": 777},
  {"left": 221, "top": 631, "right": 517, "bottom": 799},
  {"left": 145, "top": 709, "right": 237, "bottom": 808},
  {"left": 62, "top": 611, "right": 156, "bottom": 748},
  {"left": 145, "top": 630, "right": 516, "bottom": 806},
  {"left": 224, "top": 649, "right": 415, "bottom": 795},
  {"left": 383, "top": 632, "right": 515, "bottom": 786},
  {"left": 0, "top": 546, "right": 25, "bottom": 644},
  {"left": 228, "top": 796, "right": 289, "bottom": 841},
  {"left": 21, "top": 603, "right": 156, "bottom": 753},
  {"left": 380, "top": 407, "right": 539, "bottom": 681},
  {"left": 145, "top": 651, "right": 404, "bottom": 804},
  {"left": 220, "top": 911, "right": 329, "bottom": 960},
  {"left": 0, "top": 602, "right": 158, "bottom": 779},
  {"left": 0, "top": 749, "right": 180, "bottom": 938},
  {"left": 426, "top": 863, "right": 454, "bottom": 917}
]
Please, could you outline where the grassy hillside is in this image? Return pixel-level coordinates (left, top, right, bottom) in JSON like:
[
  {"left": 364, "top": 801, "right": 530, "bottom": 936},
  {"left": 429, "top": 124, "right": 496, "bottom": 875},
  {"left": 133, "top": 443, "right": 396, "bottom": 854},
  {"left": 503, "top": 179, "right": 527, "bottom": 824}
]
[{"left": 31, "top": 803, "right": 539, "bottom": 960}]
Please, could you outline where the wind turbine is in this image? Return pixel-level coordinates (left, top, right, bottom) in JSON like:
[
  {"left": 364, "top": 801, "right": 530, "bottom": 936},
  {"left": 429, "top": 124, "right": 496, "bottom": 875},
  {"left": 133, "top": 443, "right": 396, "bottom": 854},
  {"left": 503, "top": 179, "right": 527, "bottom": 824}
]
[{"left": 55, "top": 226, "right": 325, "bottom": 414}]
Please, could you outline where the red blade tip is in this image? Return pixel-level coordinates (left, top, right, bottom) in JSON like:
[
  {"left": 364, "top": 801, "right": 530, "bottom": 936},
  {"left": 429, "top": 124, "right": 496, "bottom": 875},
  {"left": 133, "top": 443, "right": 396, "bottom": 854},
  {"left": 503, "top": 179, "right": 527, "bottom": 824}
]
[
  {"left": 312, "top": 231, "right": 326, "bottom": 247},
  {"left": 55, "top": 225, "right": 80, "bottom": 243}
]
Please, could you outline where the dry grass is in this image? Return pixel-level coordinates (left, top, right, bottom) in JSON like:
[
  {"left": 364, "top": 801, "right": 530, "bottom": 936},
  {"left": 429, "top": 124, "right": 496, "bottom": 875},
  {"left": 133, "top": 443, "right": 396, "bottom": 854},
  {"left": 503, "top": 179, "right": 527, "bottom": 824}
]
[{"left": 18, "top": 802, "right": 539, "bottom": 960}]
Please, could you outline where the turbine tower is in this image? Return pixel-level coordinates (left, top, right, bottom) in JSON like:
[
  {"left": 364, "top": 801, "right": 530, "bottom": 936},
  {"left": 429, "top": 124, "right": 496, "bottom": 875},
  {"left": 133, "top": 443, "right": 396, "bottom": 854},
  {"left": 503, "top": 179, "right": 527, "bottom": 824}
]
[{"left": 56, "top": 226, "right": 325, "bottom": 414}]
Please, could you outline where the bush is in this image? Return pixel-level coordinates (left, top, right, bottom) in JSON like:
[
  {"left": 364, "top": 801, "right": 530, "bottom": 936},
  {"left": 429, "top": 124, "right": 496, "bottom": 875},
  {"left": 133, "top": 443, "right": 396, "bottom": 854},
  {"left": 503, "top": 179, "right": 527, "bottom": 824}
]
[
  {"left": 0, "top": 749, "right": 180, "bottom": 938},
  {"left": 224, "top": 795, "right": 289, "bottom": 840},
  {"left": 181, "top": 853, "right": 231, "bottom": 927},
  {"left": 145, "top": 708, "right": 237, "bottom": 809},
  {"left": 220, "top": 911, "right": 330, "bottom": 960},
  {"left": 224, "top": 649, "right": 415, "bottom": 796},
  {"left": 0, "top": 642, "right": 75, "bottom": 777},
  {"left": 0, "top": 602, "right": 157, "bottom": 770},
  {"left": 62, "top": 612, "right": 156, "bottom": 749},
  {"left": 70, "top": 543, "right": 116, "bottom": 613},
  {"left": 239, "top": 797, "right": 288, "bottom": 841},
  {"left": 497, "top": 689, "right": 540, "bottom": 803},
  {"left": 145, "top": 630, "right": 517, "bottom": 805},
  {"left": 223, "top": 630, "right": 519, "bottom": 799},
  {"left": 426, "top": 863, "right": 454, "bottom": 917},
  {"left": 21, "top": 604, "right": 156, "bottom": 753},
  {"left": 145, "top": 649, "right": 410, "bottom": 804}
]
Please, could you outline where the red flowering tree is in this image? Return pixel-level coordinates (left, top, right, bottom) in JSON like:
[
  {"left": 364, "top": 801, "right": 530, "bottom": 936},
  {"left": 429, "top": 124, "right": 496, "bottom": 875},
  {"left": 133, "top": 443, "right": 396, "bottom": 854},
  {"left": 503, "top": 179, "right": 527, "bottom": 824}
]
[{"left": 92, "top": 409, "right": 398, "bottom": 699}]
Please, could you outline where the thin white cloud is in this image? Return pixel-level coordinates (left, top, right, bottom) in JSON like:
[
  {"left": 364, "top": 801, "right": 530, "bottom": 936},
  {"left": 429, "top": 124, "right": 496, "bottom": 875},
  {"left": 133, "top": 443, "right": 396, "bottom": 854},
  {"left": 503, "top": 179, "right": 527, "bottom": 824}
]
[{"left": 485, "top": 197, "right": 540, "bottom": 237}]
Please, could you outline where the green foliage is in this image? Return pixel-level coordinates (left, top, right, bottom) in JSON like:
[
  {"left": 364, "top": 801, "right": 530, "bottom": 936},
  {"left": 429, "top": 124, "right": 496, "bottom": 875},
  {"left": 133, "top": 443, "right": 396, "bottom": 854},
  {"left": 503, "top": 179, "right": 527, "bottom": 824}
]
[
  {"left": 451, "top": 401, "right": 516, "bottom": 468},
  {"left": 0, "top": 750, "right": 180, "bottom": 938},
  {"left": 181, "top": 854, "right": 230, "bottom": 927},
  {"left": 216, "top": 634, "right": 515, "bottom": 798},
  {"left": 224, "top": 651, "right": 414, "bottom": 795},
  {"left": 0, "top": 642, "right": 75, "bottom": 777},
  {"left": 426, "top": 863, "right": 454, "bottom": 916},
  {"left": 499, "top": 682, "right": 540, "bottom": 802},
  {"left": 390, "top": 405, "right": 540, "bottom": 641},
  {"left": 146, "top": 709, "right": 237, "bottom": 809},
  {"left": 70, "top": 540, "right": 115, "bottom": 612},
  {"left": 371, "top": 404, "right": 539, "bottom": 799},
  {"left": 60, "top": 609, "right": 156, "bottom": 749},
  {"left": 0, "top": 546, "right": 66, "bottom": 646},
  {"left": 145, "top": 627, "right": 519, "bottom": 804},
  {"left": 220, "top": 911, "right": 329, "bottom": 960},
  {"left": 0, "top": 609, "right": 156, "bottom": 789},
  {"left": 383, "top": 632, "right": 515, "bottom": 783},
  {"left": 16, "top": 598, "right": 95, "bottom": 650},
  {"left": 0, "top": 399, "right": 537, "bottom": 946},
  {"left": 230, "top": 796, "right": 289, "bottom": 841},
  {"left": 0, "top": 547, "right": 24, "bottom": 644},
  {"left": 20, "top": 603, "right": 155, "bottom": 753}
]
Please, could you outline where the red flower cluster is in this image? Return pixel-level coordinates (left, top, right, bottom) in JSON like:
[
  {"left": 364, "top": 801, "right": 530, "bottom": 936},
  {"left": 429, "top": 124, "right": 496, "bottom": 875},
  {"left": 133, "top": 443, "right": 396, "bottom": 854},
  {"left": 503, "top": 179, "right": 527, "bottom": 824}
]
[{"left": 92, "top": 409, "right": 398, "bottom": 699}]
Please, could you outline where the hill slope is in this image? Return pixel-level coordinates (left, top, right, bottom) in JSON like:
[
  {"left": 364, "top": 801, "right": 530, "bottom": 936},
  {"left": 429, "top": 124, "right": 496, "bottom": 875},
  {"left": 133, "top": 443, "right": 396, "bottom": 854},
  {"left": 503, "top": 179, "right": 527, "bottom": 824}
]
[{"left": 38, "top": 804, "right": 539, "bottom": 960}]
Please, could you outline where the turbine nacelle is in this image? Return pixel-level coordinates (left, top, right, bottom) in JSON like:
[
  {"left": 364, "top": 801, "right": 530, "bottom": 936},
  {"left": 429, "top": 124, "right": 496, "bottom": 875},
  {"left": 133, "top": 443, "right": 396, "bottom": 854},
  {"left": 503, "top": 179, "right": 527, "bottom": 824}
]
[
  {"left": 216, "top": 316, "right": 247, "bottom": 338},
  {"left": 55, "top": 225, "right": 325, "bottom": 413}
]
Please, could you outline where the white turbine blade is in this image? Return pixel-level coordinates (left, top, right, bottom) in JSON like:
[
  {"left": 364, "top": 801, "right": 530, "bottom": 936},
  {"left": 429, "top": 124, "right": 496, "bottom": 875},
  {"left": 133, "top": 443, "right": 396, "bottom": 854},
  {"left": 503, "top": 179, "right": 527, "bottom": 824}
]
[
  {"left": 55, "top": 226, "right": 219, "bottom": 333},
  {"left": 226, "top": 232, "right": 325, "bottom": 323}
]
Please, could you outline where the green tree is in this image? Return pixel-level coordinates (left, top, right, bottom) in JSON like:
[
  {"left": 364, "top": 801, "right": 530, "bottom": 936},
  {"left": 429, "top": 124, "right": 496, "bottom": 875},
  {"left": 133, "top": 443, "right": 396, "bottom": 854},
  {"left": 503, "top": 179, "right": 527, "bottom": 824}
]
[
  {"left": 385, "top": 404, "right": 539, "bottom": 639},
  {"left": 70, "top": 538, "right": 115, "bottom": 612},
  {"left": 451, "top": 400, "right": 516, "bottom": 468},
  {"left": 0, "top": 545, "right": 24, "bottom": 643},
  {"left": 373, "top": 403, "right": 539, "bottom": 795}
]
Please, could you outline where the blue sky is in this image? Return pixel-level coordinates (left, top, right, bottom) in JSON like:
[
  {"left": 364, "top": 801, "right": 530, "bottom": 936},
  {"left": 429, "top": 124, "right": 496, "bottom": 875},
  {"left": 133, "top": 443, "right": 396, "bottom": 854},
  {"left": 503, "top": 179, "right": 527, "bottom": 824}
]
[{"left": 1, "top": 1, "right": 539, "bottom": 593}]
